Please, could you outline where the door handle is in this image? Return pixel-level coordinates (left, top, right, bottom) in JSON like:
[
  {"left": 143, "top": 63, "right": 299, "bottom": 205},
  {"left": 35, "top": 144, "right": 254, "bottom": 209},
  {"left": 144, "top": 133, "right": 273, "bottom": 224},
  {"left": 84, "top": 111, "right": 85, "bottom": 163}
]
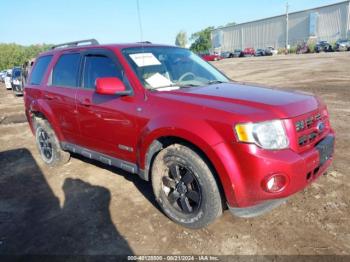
[{"left": 80, "top": 98, "right": 92, "bottom": 107}]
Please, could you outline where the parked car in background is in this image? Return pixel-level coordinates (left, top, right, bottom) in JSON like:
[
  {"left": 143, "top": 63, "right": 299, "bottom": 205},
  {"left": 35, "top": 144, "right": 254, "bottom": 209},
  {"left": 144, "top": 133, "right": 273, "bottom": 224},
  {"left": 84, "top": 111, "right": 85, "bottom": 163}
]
[
  {"left": 221, "top": 51, "right": 234, "bottom": 59},
  {"left": 4, "top": 70, "right": 12, "bottom": 90},
  {"left": 233, "top": 49, "right": 244, "bottom": 58},
  {"left": 22, "top": 59, "right": 35, "bottom": 86},
  {"left": 200, "top": 52, "right": 222, "bottom": 61},
  {"left": 11, "top": 67, "right": 23, "bottom": 96},
  {"left": 0, "top": 70, "right": 7, "bottom": 82},
  {"left": 265, "top": 47, "right": 278, "bottom": 56},
  {"left": 315, "top": 41, "right": 333, "bottom": 53},
  {"left": 335, "top": 39, "right": 350, "bottom": 51},
  {"left": 243, "top": 47, "right": 255, "bottom": 57},
  {"left": 255, "top": 49, "right": 265, "bottom": 56},
  {"left": 296, "top": 42, "right": 310, "bottom": 54}
]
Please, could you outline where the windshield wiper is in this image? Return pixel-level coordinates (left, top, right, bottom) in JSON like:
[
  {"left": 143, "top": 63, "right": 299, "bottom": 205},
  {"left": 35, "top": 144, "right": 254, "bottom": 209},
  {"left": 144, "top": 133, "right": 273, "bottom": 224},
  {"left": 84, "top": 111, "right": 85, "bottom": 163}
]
[
  {"left": 178, "top": 83, "right": 201, "bottom": 88},
  {"left": 148, "top": 83, "right": 201, "bottom": 91},
  {"left": 148, "top": 84, "right": 179, "bottom": 90},
  {"left": 207, "top": 80, "right": 226, "bottom": 85}
]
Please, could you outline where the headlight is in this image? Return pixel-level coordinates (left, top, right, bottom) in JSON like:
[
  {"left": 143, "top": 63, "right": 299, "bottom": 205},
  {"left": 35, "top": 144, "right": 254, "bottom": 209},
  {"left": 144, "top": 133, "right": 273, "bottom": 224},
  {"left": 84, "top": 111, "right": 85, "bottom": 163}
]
[{"left": 235, "top": 120, "right": 289, "bottom": 150}]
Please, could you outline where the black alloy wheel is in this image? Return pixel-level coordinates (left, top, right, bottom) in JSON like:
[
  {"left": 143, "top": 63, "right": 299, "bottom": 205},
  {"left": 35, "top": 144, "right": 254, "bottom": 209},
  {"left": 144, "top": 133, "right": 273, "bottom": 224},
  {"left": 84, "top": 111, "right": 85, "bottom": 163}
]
[{"left": 161, "top": 163, "right": 201, "bottom": 214}]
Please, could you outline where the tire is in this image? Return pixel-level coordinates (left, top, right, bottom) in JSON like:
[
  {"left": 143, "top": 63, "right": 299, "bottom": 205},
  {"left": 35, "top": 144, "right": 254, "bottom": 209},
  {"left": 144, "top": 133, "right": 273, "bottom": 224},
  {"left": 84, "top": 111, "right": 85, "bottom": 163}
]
[
  {"left": 34, "top": 118, "right": 70, "bottom": 167},
  {"left": 152, "top": 144, "right": 222, "bottom": 229}
]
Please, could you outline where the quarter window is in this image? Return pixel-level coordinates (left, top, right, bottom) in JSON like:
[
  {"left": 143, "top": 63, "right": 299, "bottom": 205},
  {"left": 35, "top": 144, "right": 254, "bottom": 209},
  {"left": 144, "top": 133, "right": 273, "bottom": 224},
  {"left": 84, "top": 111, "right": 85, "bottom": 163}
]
[
  {"left": 52, "top": 53, "right": 81, "bottom": 87},
  {"left": 30, "top": 55, "right": 53, "bottom": 85},
  {"left": 83, "top": 55, "right": 121, "bottom": 89}
]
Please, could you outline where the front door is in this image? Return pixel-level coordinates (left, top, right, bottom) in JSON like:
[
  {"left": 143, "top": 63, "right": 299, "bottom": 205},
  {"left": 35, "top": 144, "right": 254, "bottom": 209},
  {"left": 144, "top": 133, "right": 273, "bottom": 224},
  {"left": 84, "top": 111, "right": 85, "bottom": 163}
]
[{"left": 76, "top": 50, "right": 138, "bottom": 163}]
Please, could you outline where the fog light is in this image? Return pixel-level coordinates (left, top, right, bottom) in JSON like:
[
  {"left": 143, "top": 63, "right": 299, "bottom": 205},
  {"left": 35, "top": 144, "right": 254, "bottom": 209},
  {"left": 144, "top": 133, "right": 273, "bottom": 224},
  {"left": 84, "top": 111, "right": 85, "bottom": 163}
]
[{"left": 262, "top": 174, "right": 288, "bottom": 193}]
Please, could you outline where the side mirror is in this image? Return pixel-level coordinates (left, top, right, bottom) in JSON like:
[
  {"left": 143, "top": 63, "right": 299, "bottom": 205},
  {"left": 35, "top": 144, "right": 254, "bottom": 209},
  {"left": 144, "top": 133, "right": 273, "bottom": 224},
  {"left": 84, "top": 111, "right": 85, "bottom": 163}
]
[{"left": 95, "top": 77, "right": 132, "bottom": 96}]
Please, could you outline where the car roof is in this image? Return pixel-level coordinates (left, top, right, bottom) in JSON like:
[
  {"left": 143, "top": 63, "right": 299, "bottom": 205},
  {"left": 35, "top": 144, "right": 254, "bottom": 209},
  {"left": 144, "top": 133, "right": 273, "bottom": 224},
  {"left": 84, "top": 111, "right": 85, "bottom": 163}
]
[{"left": 39, "top": 42, "right": 175, "bottom": 56}]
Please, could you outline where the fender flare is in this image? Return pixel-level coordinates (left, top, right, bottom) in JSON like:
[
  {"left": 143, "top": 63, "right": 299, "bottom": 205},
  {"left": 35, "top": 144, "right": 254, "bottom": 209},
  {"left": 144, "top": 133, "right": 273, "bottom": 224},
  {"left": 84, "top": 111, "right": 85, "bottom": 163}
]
[
  {"left": 137, "top": 115, "right": 225, "bottom": 179},
  {"left": 29, "top": 99, "right": 65, "bottom": 141}
]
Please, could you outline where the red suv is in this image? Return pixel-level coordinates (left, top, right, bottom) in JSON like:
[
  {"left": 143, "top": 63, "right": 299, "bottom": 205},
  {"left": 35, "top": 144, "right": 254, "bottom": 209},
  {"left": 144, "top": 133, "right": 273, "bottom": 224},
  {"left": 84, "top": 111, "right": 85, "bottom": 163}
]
[
  {"left": 200, "top": 52, "right": 221, "bottom": 61},
  {"left": 24, "top": 39, "right": 335, "bottom": 228},
  {"left": 243, "top": 47, "right": 256, "bottom": 57}
]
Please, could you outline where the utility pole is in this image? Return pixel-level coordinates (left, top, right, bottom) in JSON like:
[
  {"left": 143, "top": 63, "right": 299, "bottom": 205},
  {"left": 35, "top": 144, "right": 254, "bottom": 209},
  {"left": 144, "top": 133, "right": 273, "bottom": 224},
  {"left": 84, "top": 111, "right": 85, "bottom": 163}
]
[
  {"left": 286, "top": 2, "right": 289, "bottom": 53},
  {"left": 347, "top": 0, "right": 350, "bottom": 39}
]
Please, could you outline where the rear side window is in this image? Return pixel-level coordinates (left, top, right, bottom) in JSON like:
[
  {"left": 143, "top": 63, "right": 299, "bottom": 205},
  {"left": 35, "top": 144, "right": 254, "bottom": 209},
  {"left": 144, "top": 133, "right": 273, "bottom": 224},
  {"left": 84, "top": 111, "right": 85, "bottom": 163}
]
[
  {"left": 30, "top": 55, "right": 53, "bottom": 85},
  {"left": 52, "top": 53, "right": 81, "bottom": 87},
  {"left": 83, "top": 55, "right": 121, "bottom": 89}
]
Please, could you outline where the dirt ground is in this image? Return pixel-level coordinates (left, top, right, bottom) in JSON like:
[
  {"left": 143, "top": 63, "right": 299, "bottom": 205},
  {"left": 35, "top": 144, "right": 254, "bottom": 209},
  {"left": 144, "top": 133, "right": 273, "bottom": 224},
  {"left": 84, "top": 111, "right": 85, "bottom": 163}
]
[{"left": 0, "top": 52, "right": 349, "bottom": 256}]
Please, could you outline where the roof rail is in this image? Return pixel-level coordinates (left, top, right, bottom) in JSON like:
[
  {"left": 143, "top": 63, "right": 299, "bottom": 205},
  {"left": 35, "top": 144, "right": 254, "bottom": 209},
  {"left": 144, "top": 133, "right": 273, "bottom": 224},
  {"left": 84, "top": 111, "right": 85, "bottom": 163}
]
[
  {"left": 137, "top": 41, "right": 152, "bottom": 44},
  {"left": 51, "top": 39, "right": 99, "bottom": 50}
]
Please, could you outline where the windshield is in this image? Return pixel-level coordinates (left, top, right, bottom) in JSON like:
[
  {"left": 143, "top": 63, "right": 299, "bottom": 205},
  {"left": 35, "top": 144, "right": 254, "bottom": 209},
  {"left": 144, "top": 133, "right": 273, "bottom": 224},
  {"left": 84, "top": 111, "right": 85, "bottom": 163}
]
[
  {"left": 13, "top": 70, "right": 21, "bottom": 78},
  {"left": 122, "top": 46, "right": 229, "bottom": 90}
]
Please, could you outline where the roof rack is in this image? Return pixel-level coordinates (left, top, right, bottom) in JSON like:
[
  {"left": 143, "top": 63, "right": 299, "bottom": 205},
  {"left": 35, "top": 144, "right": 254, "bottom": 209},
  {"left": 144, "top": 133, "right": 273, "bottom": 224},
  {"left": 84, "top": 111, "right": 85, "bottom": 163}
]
[{"left": 51, "top": 39, "right": 99, "bottom": 50}]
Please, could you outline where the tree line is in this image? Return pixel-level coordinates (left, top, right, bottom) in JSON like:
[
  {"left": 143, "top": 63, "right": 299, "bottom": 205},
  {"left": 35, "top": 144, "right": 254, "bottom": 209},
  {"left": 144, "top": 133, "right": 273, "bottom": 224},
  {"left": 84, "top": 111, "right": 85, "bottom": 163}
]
[
  {"left": 0, "top": 43, "right": 52, "bottom": 71},
  {"left": 175, "top": 22, "right": 236, "bottom": 52}
]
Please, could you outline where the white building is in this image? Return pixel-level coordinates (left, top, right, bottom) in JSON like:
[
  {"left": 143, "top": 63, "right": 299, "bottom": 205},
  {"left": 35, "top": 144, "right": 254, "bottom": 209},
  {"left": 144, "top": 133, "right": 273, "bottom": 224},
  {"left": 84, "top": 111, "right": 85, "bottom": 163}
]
[{"left": 212, "top": 0, "right": 350, "bottom": 52}]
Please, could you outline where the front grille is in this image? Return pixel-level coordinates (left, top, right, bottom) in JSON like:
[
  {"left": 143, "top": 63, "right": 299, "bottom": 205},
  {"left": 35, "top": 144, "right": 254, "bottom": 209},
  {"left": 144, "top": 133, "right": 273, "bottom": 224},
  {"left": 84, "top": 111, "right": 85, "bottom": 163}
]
[
  {"left": 295, "top": 113, "right": 321, "bottom": 132},
  {"left": 294, "top": 111, "right": 328, "bottom": 149}
]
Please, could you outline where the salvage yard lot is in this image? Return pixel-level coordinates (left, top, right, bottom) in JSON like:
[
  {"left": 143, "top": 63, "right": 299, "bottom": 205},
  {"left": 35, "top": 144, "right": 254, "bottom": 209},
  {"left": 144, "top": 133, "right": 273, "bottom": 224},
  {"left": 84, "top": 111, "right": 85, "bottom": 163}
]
[{"left": 0, "top": 52, "right": 349, "bottom": 255}]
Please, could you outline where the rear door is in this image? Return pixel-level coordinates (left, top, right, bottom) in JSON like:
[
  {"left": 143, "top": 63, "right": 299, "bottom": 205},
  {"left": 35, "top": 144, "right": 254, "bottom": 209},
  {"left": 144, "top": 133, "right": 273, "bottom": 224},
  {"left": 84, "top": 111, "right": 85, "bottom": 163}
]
[
  {"left": 45, "top": 52, "right": 82, "bottom": 144},
  {"left": 76, "top": 49, "right": 138, "bottom": 162}
]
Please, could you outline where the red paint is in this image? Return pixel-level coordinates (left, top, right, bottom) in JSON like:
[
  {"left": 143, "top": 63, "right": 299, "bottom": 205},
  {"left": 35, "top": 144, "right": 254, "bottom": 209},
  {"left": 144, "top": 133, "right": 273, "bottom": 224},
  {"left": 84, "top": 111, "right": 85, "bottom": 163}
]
[
  {"left": 24, "top": 43, "right": 335, "bottom": 209},
  {"left": 200, "top": 53, "right": 222, "bottom": 61},
  {"left": 96, "top": 77, "right": 126, "bottom": 95},
  {"left": 243, "top": 47, "right": 256, "bottom": 56}
]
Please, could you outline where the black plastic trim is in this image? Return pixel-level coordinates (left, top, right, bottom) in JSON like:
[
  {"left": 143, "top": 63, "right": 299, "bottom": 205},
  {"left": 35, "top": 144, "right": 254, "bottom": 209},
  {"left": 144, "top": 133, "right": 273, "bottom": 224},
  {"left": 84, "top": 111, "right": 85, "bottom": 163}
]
[
  {"left": 228, "top": 198, "right": 288, "bottom": 218},
  {"left": 51, "top": 39, "right": 99, "bottom": 50},
  {"left": 61, "top": 142, "right": 138, "bottom": 174}
]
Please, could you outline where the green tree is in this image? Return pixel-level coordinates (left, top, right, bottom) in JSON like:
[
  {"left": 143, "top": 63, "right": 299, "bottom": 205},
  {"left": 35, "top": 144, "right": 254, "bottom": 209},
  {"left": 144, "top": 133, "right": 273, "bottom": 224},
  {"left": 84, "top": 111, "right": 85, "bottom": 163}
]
[
  {"left": 189, "top": 27, "right": 214, "bottom": 53},
  {"left": 225, "top": 22, "right": 236, "bottom": 27},
  {"left": 0, "top": 43, "right": 52, "bottom": 70},
  {"left": 175, "top": 31, "right": 187, "bottom": 48}
]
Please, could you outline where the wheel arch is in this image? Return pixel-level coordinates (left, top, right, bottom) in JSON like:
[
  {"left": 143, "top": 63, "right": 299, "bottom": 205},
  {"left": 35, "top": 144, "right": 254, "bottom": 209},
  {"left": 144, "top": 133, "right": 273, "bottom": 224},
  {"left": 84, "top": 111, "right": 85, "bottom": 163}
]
[
  {"left": 140, "top": 134, "right": 228, "bottom": 207},
  {"left": 29, "top": 99, "right": 65, "bottom": 141}
]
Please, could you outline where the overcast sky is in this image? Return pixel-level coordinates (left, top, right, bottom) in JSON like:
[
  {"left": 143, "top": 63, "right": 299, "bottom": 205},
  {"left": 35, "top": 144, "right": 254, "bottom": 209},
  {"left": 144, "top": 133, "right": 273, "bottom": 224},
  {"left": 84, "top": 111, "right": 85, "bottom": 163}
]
[{"left": 0, "top": 0, "right": 343, "bottom": 45}]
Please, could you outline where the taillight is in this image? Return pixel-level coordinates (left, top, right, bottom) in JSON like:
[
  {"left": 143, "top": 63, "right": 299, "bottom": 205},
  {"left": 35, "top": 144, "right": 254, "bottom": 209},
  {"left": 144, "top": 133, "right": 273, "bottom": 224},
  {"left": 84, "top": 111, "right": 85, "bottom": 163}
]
[{"left": 262, "top": 174, "right": 288, "bottom": 193}]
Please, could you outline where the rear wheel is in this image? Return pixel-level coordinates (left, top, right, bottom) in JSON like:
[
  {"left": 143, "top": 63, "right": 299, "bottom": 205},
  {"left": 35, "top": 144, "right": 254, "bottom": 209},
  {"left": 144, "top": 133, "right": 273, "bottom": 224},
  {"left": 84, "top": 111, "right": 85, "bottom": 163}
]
[
  {"left": 34, "top": 118, "right": 70, "bottom": 167},
  {"left": 152, "top": 144, "right": 222, "bottom": 229}
]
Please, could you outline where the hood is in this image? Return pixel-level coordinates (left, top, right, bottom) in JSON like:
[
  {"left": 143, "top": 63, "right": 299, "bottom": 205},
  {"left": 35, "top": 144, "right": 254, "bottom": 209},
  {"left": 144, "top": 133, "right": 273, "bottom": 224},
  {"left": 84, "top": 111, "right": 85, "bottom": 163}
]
[{"left": 154, "top": 83, "right": 319, "bottom": 120}]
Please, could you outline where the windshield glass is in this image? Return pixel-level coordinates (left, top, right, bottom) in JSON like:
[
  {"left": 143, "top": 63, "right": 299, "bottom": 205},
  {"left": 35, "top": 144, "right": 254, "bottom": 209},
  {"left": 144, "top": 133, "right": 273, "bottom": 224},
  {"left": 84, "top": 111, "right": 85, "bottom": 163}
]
[
  {"left": 122, "top": 46, "right": 229, "bottom": 90},
  {"left": 13, "top": 70, "right": 21, "bottom": 78}
]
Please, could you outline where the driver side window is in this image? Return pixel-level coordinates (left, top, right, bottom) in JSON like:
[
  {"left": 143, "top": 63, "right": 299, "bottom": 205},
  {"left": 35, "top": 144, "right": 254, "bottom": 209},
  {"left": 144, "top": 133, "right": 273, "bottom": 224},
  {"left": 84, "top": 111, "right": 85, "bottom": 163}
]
[{"left": 83, "top": 55, "right": 122, "bottom": 89}]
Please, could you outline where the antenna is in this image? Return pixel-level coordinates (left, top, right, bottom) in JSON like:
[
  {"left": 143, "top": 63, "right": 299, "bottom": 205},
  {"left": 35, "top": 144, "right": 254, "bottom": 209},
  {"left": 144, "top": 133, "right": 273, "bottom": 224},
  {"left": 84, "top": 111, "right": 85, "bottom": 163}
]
[
  {"left": 136, "top": 0, "right": 144, "bottom": 42},
  {"left": 286, "top": 2, "right": 289, "bottom": 52}
]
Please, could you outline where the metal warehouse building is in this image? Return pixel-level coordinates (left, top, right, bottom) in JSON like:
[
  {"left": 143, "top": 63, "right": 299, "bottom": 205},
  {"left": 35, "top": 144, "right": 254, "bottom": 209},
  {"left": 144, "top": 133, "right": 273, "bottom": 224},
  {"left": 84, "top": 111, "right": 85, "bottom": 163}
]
[{"left": 211, "top": 0, "right": 350, "bottom": 52}]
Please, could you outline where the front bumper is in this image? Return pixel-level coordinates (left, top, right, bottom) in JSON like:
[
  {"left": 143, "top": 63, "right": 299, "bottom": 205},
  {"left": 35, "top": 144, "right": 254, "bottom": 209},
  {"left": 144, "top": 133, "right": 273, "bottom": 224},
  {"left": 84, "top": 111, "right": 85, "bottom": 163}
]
[
  {"left": 213, "top": 132, "right": 335, "bottom": 209},
  {"left": 229, "top": 198, "right": 288, "bottom": 218}
]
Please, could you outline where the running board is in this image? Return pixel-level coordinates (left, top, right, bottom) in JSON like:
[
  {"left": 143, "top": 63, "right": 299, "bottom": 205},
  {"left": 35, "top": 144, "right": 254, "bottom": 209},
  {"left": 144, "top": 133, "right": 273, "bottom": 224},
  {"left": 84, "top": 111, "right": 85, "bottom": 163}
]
[{"left": 61, "top": 142, "right": 138, "bottom": 174}]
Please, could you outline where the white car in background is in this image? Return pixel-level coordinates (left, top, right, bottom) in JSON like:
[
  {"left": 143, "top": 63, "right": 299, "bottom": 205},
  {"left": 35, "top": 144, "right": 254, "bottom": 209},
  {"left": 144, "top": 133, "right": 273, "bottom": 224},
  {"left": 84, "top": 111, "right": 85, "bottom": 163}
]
[
  {"left": 265, "top": 47, "right": 278, "bottom": 56},
  {"left": 0, "top": 71, "right": 7, "bottom": 82},
  {"left": 4, "top": 70, "right": 13, "bottom": 90}
]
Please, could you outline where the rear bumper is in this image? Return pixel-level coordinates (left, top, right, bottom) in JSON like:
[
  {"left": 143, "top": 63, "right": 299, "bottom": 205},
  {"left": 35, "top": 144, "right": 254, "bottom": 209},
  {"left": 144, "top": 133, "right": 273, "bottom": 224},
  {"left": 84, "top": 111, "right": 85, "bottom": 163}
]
[{"left": 212, "top": 132, "right": 335, "bottom": 208}]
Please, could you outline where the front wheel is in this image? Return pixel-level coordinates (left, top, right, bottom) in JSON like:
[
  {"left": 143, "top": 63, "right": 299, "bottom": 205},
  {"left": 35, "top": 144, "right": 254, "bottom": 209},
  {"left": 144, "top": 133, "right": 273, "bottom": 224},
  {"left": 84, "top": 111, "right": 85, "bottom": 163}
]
[{"left": 152, "top": 144, "right": 223, "bottom": 229}]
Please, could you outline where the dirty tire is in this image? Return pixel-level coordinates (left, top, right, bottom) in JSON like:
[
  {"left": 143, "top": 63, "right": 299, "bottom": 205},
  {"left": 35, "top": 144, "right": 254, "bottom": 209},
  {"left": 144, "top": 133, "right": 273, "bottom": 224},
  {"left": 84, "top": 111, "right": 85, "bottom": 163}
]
[
  {"left": 152, "top": 144, "right": 222, "bottom": 229},
  {"left": 34, "top": 118, "right": 70, "bottom": 167}
]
